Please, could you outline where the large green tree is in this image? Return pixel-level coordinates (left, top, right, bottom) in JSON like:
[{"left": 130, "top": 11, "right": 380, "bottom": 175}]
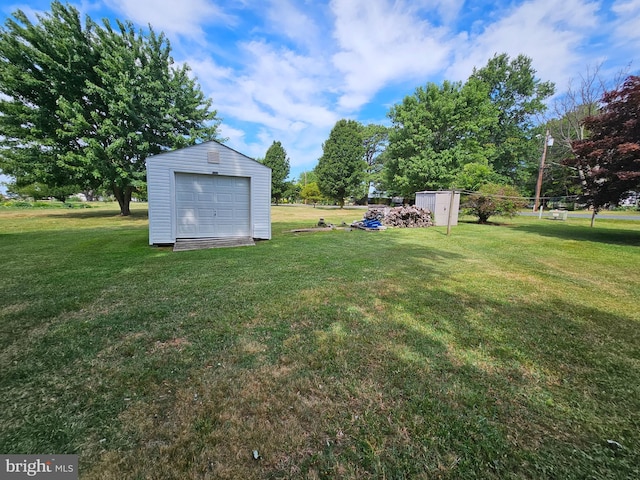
[
  {"left": 385, "top": 78, "right": 498, "bottom": 198},
  {"left": 261, "top": 141, "right": 290, "bottom": 204},
  {"left": 470, "top": 53, "right": 555, "bottom": 183},
  {"left": 452, "top": 161, "right": 504, "bottom": 191},
  {"left": 0, "top": 2, "right": 98, "bottom": 199},
  {"left": 315, "top": 119, "right": 366, "bottom": 207},
  {"left": 0, "top": 1, "right": 221, "bottom": 215}
]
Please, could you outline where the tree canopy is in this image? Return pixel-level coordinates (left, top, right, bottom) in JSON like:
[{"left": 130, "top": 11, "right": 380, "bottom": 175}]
[
  {"left": 315, "top": 119, "right": 366, "bottom": 207},
  {"left": 568, "top": 75, "right": 640, "bottom": 210},
  {"left": 0, "top": 1, "right": 221, "bottom": 215},
  {"left": 452, "top": 161, "right": 504, "bottom": 191},
  {"left": 300, "top": 182, "right": 322, "bottom": 205},
  {"left": 470, "top": 53, "right": 555, "bottom": 183},
  {"left": 261, "top": 140, "right": 290, "bottom": 204},
  {"left": 297, "top": 170, "right": 318, "bottom": 186},
  {"left": 382, "top": 54, "right": 554, "bottom": 199},
  {"left": 385, "top": 78, "right": 498, "bottom": 198}
]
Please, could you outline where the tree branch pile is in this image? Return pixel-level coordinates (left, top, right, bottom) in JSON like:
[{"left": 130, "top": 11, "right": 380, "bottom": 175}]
[
  {"left": 383, "top": 206, "right": 433, "bottom": 227},
  {"left": 353, "top": 206, "right": 433, "bottom": 229}
]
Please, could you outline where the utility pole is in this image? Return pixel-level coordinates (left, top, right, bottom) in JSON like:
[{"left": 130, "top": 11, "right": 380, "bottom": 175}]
[{"left": 534, "top": 128, "right": 554, "bottom": 212}]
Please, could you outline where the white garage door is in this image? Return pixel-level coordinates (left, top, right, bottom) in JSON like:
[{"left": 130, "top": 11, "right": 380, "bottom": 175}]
[{"left": 175, "top": 173, "right": 250, "bottom": 238}]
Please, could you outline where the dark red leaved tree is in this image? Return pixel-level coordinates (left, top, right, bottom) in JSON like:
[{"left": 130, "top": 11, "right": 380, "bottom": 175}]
[{"left": 569, "top": 75, "right": 640, "bottom": 215}]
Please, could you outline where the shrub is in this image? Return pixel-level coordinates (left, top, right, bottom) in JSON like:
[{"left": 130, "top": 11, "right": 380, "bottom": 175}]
[
  {"left": 33, "top": 201, "right": 63, "bottom": 209},
  {"left": 7, "top": 201, "right": 33, "bottom": 208},
  {"left": 464, "top": 183, "right": 526, "bottom": 223}
]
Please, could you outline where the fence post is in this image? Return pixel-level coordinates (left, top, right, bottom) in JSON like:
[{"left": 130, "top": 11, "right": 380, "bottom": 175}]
[{"left": 447, "top": 190, "right": 455, "bottom": 236}]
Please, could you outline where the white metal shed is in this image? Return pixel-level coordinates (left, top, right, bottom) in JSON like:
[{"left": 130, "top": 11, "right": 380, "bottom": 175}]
[
  {"left": 146, "top": 140, "right": 271, "bottom": 246},
  {"left": 415, "top": 191, "right": 460, "bottom": 226}
]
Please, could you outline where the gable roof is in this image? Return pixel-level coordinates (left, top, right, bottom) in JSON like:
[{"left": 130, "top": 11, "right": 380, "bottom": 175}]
[{"left": 146, "top": 140, "right": 268, "bottom": 170}]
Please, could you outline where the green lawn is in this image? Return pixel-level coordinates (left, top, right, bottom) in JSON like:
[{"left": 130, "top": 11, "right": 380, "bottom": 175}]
[{"left": 1, "top": 203, "right": 639, "bottom": 479}]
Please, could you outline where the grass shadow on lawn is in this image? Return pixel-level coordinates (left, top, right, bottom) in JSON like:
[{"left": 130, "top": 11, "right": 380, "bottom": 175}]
[
  {"left": 1, "top": 218, "right": 639, "bottom": 479},
  {"left": 42, "top": 208, "right": 149, "bottom": 220},
  {"left": 237, "top": 283, "right": 639, "bottom": 479},
  {"left": 0, "top": 226, "right": 152, "bottom": 347},
  {"left": 514, "top": 221, "right": 640, "bottom": 246},
  {"left": 405, "top": 293, "right": 638, "bottom": 478},
  {"left": 72, "top": 286, "right": 640, "bottom": 479}
]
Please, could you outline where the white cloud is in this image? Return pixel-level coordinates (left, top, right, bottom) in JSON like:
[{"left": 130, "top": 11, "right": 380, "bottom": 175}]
[
  {"left": 105, "top": 0, "right": 236, "bottom": 40},
  {"left": 185, "top": 38, "right": 340, "bottom": 171},
  {"left": 241, "top": 41, "right": 337, "bottom": 125},
  {"left": 612, "top": 0, "right": 640, "bottom": 47},
  {"left": 433, "top": 0, "right": 465, "bottom": 24},
  {"left": 218, "top": 123, "right": 269, "bottom": 160},
  {"left": 445, "top": 0, "right": 601, "bottom": 88},
  {"left": 222, "top": 120, "right": 327, "bottom": 175},
  {"left": 330, "top": 0, "right": 452, "bottom": 110},
  {"left": 264, "top": 0, "right": 324, "bottom": 51},
  {"left": 189, "top": 40, "right": 338, "bottom": 127},
  {"left": 613, "top": 0, "right": 640, "bottom": 13},
  {"left": 217, "top": 123, "right": 245, "bottom": 143}
]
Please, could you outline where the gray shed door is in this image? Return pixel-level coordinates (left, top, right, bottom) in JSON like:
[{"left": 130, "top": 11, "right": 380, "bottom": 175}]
[{"left": 175, "top": 173, "right": 250, "bottom": 238}]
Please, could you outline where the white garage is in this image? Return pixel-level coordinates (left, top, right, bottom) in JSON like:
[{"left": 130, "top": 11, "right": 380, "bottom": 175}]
[{"left": 147, "top": 141, "right": 271, "bottom": 247}]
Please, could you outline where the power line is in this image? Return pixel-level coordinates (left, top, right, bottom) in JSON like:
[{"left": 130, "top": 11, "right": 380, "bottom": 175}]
[{"left": 459, "top": 189, "right": 580, "bottom": 202}]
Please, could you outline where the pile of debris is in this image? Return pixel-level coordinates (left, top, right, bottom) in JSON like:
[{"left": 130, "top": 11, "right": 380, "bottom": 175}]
[
  {"left": 383, "top": 205, "right": 433, "bottom": 227},
  {"left": 360, "top": 208, "right": 385, "bottom": 228},
  {"left": 352, "top": 206, "right": 433, "bottom": 230}
]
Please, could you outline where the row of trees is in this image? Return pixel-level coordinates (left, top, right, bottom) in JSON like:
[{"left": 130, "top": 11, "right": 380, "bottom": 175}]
[
  {"left": 0, "top": 1, "right": 221, "bottom": 215},
  {"left": 308, "top": 54, "right": 552, "bottom": 207},
  {"left": 2, "top": 2, "right": 636, "bottom": 215},
  {"left": 311, "top": 55, "right": 638, "bottom": 214},
  {"left": 260, "top": 122, "right": 388, "bottom": 207}
]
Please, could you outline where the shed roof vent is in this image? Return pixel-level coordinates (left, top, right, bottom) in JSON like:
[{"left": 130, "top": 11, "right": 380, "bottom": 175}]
[{"left": 207, "top": 151, "right": 220, "bottom": 164}]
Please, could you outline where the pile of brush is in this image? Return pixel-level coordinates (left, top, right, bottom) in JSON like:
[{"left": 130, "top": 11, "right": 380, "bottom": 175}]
[
  {"left": 353, "top": 206, "right": 433, "bottom": 229},
  {"left": 383, "top": 206, "right": 433, "bottom": 227}
]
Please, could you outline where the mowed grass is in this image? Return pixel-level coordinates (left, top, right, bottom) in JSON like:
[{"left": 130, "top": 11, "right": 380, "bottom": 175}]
[{"left": 1, "top": 203, "right": 639, "bottom": 479}]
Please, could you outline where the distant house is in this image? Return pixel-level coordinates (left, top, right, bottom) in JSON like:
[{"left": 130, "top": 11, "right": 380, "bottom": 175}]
[
  {"left": 620, "top": 191, "right": 639, "bottom": 207},
  {"left": 146, "top": 141, "right": 271, "bottom": 247}
]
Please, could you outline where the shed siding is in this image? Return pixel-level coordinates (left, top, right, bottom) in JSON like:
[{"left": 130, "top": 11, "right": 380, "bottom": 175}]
[
  {"left": 415, "top": 191, "right": 460, "bottom": 226},
  {"left": 147, "top": 141, "right": 271, "bottom": 245}
]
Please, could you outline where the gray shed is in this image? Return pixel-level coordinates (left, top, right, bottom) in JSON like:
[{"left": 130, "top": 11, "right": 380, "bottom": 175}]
[
  {"left": 415, "top": 191, "right": 460, "bottom": 226},
  {"left": 147, "top": 140, "right": 271, "bottom": 246}
]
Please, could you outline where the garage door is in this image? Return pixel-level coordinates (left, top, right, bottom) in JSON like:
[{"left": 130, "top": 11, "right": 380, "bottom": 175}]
[{"left": 175, "top": 173, "right": 250, "bottom": 238}]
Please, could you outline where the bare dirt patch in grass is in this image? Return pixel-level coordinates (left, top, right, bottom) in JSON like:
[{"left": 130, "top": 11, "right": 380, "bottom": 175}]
[{"left": 150, "top": 337, "right": 192, "bottom": 353}]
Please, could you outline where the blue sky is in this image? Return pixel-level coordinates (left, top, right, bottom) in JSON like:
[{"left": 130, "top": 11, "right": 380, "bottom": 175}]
[{"left": 1, "top": 0, "right": 639, "bottom": 192}]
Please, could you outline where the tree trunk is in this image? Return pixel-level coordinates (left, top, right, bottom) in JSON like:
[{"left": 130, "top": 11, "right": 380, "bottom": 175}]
[
  {"left": 590, "top": 209, "right": 596, "bottom": 228},
  {"left": 113, "top": 184, "right": 133, "bottom": 216}
]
